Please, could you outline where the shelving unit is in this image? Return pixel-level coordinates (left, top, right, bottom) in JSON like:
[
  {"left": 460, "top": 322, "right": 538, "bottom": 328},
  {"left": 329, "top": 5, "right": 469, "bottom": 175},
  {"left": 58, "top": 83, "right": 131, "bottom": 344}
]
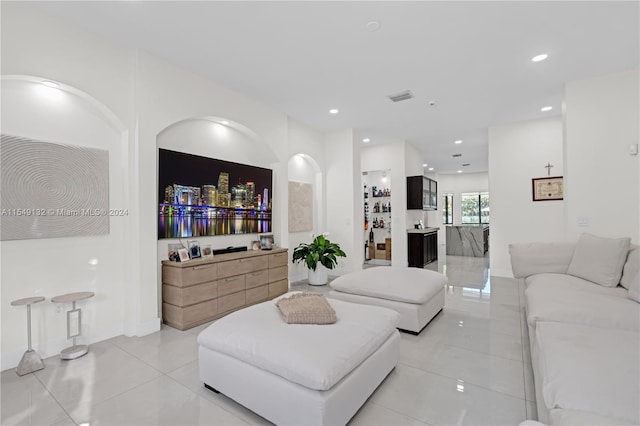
[{"left": 363, "top": 170, "right": 392, "bottom": 264}]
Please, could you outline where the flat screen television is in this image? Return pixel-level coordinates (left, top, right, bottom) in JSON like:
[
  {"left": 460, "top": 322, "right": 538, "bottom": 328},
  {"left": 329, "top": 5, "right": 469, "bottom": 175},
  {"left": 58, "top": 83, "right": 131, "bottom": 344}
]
[{"left": 158, "top": 148, "right": 272, "bottom": 239}]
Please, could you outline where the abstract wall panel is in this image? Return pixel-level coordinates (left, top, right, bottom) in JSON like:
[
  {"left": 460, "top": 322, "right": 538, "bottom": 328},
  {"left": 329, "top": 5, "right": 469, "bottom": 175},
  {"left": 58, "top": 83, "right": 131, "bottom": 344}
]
[
  {"left": 1, "top": 134, "right": 109, "bottom": 240},
  {"left": 288, "top": 181, "right": 313, "bottom": 233}
]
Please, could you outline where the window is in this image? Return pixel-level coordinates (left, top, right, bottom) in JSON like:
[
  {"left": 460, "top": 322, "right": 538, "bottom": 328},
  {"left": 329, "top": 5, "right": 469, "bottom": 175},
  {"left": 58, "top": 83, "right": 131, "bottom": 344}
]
[
  {"left": 461, "top": 192, "right": 489, "bottom": 224},
  {"left": 442, "top": 193, "right": 453, "bottom": 224}
]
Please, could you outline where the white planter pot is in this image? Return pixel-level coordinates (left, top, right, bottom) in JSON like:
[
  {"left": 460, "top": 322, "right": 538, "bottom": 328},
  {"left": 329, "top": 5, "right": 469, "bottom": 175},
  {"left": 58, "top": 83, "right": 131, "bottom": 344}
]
[{"left": 308, "top": 265, "right": 329, "bottom": 286}]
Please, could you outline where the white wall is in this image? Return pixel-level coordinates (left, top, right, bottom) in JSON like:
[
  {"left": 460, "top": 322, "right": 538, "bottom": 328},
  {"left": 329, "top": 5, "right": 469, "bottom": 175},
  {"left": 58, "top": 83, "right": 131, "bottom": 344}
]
[
  {"left": 325, "top": 130, "right": 361, "bottom": 274},
  {"left": 361, "top": 141, "right": 414, "bottom": 267},
  {"left": 1, "top": 3, "right": 327, "bottom": 370},
  {"left": 488, "top": 117, "right": 564, "bottom": 277},
  {"left": 565, "top": 68, "right": 639, "bottom": 243}
]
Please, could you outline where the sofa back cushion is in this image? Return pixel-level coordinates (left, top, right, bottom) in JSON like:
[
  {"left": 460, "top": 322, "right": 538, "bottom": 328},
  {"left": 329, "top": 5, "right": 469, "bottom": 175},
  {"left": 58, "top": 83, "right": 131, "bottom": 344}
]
[
  {"left": 509, "top": 241, "right": 575, "bottom": 278},
  {"left": 567, "top": 233, "right": 630, "bottom": 287},
  {"left": 620, "top": 244, "right": 639, "bottom": 290}
]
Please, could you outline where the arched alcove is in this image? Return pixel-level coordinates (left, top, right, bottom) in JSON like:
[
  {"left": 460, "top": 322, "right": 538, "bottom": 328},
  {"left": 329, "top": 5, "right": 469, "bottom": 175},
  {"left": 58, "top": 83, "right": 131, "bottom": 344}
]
[
  {"left": 155, "top": 116, "right": 280, "bottom": 309},
  {"left": 287, "top": 152, "right": 324, "bottom": 282},
  {"left": 0, "top": 75, "right": 129, "bottom": 370}
]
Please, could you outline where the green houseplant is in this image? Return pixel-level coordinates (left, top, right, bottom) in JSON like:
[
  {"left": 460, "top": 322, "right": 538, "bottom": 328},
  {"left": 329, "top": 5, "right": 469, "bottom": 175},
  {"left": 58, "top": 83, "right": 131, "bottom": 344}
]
[{"left": 292, "top": 234, "right": 346, "bottom": 285}]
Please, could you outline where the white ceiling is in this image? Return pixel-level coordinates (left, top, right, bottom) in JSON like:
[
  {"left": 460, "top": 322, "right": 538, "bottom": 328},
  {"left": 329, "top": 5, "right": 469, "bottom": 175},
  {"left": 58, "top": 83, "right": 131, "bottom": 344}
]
[{"left": 30, "top": 1, "right": 639, "bottom": 174}]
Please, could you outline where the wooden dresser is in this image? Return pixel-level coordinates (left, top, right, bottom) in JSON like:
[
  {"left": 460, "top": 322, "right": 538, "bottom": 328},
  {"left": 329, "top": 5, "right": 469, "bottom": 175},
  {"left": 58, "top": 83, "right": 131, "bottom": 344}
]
[{"left": 161, "top": 248, "right": 289, "bottom": 330}]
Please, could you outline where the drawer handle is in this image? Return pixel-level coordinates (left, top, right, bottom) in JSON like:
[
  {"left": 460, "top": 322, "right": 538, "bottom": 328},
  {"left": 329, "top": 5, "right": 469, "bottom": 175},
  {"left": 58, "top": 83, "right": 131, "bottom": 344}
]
[{"left": 192, "top": 265, "right": 210, "bottom": 270}]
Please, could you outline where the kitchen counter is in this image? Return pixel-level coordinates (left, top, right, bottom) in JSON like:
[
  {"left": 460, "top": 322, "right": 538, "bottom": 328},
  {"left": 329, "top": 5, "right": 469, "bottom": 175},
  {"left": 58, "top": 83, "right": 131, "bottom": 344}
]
[
  {"left": 407, "top": 227, "right": 439, "bottom": 234},
  {"left": 446, "top": 225, "right": 489, "bottom": 257}
]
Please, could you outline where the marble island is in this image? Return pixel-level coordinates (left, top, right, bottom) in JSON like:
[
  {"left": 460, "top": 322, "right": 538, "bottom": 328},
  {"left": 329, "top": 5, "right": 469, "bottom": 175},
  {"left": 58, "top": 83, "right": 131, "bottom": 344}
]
[{"left": 446, "top": 225, "right": 489, "bottom": 257}]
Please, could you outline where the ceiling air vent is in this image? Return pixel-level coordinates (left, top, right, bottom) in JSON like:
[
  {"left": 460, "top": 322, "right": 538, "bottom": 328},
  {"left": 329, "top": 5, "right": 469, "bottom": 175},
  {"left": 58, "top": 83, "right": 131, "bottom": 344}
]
[
  {"left": 452, "top": 153, "right": 462, "bottom": 158},
  {"left": 462, "top": 163, "right": 470, "bottom": 166},
  {"left": 387, "top": 90, "right": 414, "bottom": 103}
]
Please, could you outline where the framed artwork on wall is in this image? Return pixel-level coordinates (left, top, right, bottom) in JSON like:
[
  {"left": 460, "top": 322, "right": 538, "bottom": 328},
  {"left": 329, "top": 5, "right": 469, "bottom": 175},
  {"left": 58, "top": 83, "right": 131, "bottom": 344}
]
[{"left": 532, "top": 176, "right": 564, "bottom": 201}]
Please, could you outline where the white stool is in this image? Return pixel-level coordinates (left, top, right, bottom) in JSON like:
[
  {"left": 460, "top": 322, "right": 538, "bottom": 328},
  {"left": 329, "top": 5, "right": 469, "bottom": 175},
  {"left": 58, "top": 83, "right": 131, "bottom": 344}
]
[
  {"left": 51, "top": 291, "right": 95, "bottom": 360},
  {"left": 11, "top": 296, "right": 46, "bottom": 376}
]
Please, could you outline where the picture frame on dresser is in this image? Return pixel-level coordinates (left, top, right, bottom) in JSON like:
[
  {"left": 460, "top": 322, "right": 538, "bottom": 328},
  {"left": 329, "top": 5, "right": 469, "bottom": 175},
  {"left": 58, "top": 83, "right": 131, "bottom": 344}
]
[
  {"left": 177, "top": 248, "right": 190, "bottom": 262},
  {"left": 201, "top": 244, "right": 213, "bottom": 258},
  {"left": 188, "top": 240, "right": 202, "bottom": 259}
]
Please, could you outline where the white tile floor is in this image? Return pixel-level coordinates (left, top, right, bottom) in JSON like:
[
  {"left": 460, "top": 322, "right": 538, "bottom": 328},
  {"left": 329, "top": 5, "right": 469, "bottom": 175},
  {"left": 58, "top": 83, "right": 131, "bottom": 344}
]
[{"left": 1, "top": 253, "right": 536, "bottom": 426}]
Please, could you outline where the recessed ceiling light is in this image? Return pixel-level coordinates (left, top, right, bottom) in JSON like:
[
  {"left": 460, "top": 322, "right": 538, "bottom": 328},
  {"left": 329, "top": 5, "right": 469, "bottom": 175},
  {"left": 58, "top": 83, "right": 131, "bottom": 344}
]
[
  {"left": 541, "top": 106, "right": 553, "bottom": 112},
  {"left": 329, "top": 109, "right": 339, "bottom": 114},
  {"left": 454, "top": 140, "right": 462, "bottom": 144},
  {"left": 457, "top": 170, "right": 463, "bottom": 173},
  {"left": 363, "top": 138, "right": 370, "bottom": 143},
  {"left": 422, "top": 163, "right": 427, "bottom": 167},
  {"left": 42, "top": 81, "right": 59, "bottom": 88},
  {"left": 532, "top": 54, "right": 548, "bottom": 62},
  {"left": 428, "top": 167, "right": 434, "bottom": 171},
  {"left": 221, "top": 120, "right": 230, "bottom": 125},
  {"left": 366, "top": 21, "right": 381, "bottom": 32}
]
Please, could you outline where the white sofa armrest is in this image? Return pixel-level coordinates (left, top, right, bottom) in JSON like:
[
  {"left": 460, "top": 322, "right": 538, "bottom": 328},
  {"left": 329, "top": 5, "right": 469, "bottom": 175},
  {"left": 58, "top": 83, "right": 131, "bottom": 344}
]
[{"left": 509, "top": 241, "right": 575, "bottom": 278}]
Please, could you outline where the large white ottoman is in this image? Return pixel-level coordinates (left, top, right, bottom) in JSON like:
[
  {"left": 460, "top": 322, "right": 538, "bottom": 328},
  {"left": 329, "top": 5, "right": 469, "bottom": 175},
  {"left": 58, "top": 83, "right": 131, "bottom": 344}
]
[
  {"left": 328, "top": 266, "right": 447, "bottom": 334},
  {"left": 198, "top": 294, "right": 400, "bottom": 426}
]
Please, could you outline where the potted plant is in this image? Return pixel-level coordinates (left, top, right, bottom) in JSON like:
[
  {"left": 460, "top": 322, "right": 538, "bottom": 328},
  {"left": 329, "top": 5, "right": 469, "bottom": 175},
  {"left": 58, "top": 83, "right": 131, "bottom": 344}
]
[{"left": 292, "top": 233, "right": 347, "bottom": 285}]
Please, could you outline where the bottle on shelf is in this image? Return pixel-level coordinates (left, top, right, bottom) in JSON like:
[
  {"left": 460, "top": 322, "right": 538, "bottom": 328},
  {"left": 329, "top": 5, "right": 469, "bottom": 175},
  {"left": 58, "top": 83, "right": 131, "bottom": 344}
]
[{"left": 369, "top": 228, "right": 374, "bottom": 242}]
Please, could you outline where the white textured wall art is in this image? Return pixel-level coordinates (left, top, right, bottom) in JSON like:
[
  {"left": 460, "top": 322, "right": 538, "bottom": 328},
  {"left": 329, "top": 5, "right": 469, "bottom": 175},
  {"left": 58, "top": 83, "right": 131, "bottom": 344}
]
[
  {"left": 1, "top": 134, "right": 110, "bottom": 240},
  {"left": 288, "top": 181, "right": 313, "bottom": 233}
]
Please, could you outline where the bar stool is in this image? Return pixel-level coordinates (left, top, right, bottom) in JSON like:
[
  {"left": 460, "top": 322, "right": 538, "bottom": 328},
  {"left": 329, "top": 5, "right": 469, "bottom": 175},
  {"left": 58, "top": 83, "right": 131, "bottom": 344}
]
[
  {"left": 51, "top": 291, "right": 95, "bottom": 360},
  {"left": 11, "top": 296, "right": 46, "bottom": 376}
]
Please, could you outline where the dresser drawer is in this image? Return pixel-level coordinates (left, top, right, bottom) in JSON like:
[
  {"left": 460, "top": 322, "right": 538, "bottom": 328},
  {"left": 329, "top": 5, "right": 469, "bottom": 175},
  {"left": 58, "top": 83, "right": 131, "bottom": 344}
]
[
  {"left": 218, "top": 292, "right": 245, "bottom": 314},
  {"left": 163, "top": 299, "right": 217, "bottom": 330},
  {"left": 163, "top": 263, "right": 217, "bottom": 287},
  {"left": 246, "top": 285, "right": 269, "bottom": 305},
  {"left": 268, "top": 251, "right": 289, "bottom": 268},
  {"left": 245, "top": 269, "right": 269, "bottom": 289},
  {"left": 268, "top": 279, "right": 288, "bottom": 298},
  {"left": 217, "top": 256, "right": 269, "bottom": 278},
  {"left": 217, "top": 275, "right": 245, "bottom": 297},
  {"left": 162, "top": 281, "right": 218, "bottom": 307},
  {"left": 268, "top": 265, "right": 288, "bottom": 283}
]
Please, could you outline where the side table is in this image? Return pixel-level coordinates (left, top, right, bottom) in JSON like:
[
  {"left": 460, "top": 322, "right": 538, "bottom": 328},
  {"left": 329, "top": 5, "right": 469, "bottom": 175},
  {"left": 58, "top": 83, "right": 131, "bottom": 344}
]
[
  {"left": 11, "top": 296, "right": 46, "bottom": 376},
  {"left": 51, "top": 291, "right": 95, "bottom": 360}
]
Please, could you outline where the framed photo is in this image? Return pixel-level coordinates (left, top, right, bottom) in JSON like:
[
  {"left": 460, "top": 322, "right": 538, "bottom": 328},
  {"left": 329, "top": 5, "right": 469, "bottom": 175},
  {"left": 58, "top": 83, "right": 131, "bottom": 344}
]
[
  {"left": 258, "top": 233, "right": 274, "bottom": 250},
  {"left": 177, "top": 248, "right": 190, "bottom": 262},
  {"left": 188, "top": 240, "right": 201, "bottom": 259},
  {"left": 251, "top": 240, "right": 261, "bottom": 251},
  {"left": 532, "top": 176, "right": 564, "bottom": 201},
  {"left": 201, "top": 244, "right": 213, "bottom": 258},
  {"left": 168, "top": 243, "right": 183, "bottom": 262}
]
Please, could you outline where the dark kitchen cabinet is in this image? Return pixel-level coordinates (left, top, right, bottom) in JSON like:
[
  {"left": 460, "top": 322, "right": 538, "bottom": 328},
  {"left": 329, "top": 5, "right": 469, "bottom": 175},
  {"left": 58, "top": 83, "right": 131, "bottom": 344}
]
[
  {"left": 407, "top": 176, "right": 437, "bottom": 210},
  {"left": 408, "top": 230, "right": 438, "bottom": 268}
]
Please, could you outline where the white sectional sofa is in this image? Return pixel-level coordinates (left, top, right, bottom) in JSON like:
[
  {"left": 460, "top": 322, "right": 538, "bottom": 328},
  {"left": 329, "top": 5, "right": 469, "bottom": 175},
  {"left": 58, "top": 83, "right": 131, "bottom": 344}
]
[{"left": 510, "top": 233, "right": 640, "bottom": 425}]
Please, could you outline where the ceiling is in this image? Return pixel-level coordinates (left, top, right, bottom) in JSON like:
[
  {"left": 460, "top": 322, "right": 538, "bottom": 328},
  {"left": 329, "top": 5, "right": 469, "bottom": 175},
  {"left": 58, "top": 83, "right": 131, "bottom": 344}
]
[{"left": 29, "top": 1, "right": 639, "bottom": 174}]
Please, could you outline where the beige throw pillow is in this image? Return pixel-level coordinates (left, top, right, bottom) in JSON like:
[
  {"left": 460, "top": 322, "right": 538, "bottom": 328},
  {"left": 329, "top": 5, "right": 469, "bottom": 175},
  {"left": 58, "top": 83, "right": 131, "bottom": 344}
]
[
  {"left": 276, "top": 292, "right": 337, "bottom": 324},
  {"left": 567, "top": 233, "right": 630, "bottom": 287}
]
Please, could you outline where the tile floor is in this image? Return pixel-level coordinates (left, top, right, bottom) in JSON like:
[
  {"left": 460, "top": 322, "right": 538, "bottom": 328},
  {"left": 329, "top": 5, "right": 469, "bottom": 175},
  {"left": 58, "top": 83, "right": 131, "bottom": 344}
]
[{"left": 1, "top": 253, "right": 536, "bottom": 426}]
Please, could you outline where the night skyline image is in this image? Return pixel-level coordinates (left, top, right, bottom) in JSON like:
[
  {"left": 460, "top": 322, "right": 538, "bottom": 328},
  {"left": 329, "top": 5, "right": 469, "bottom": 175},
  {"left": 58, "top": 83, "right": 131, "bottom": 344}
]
[{"left": 158, "top": 148, "right": 272, "bottom": 239}]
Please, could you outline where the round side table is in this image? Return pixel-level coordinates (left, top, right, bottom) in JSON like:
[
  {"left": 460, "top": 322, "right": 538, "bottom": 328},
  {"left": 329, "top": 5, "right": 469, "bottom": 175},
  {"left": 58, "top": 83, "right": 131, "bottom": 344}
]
[
  {"left": 11, "top": 296, "right": 46, "bottom": 376},
  {"left": 51, "top": 291, "right": 95, "bottom": 360}
]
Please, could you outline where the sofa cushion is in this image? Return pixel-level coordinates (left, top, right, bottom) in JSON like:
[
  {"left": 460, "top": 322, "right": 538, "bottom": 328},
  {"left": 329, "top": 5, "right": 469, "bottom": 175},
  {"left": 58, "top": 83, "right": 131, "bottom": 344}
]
[
  {"left": 627, "top": 272, "right": 640, "bottom": 303},
  {"left": 567, "top": 233, "right": 630, "bottom": 287},
  {"left": 509, "top": 241, "right": 575, "bottom": 278},
  {"left": 535, "top": 322, "right": 639, "bottom": 424},
  {"left": 525, "top": 274, "right": 639, "bottom": 331},
  {"left": 620, "top": 244, "right": 639, "bottom": 290},
  {"left": 549, "top": 409, "right": 636, "bottom": 426},
  {"left": 525, "top": 273, "right": 628, "bottom": 297}
]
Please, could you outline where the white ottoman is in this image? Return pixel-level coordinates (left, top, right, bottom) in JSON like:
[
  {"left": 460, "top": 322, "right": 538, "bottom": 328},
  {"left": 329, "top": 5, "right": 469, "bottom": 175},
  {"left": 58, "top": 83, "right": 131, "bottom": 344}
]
[
  {"left": 328, "top": 267, "right": 447, "bottom": 334},
  {"left": 198, "top": 295, "right": 400, "bottom": 426}
]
